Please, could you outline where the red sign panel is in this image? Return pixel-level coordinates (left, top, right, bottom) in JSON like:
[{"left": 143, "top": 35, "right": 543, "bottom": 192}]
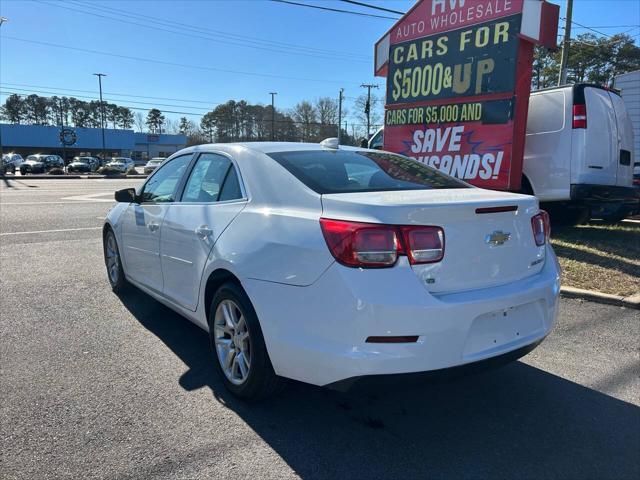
[
  {"left": 389, "top": 0, "right": 523, "bottom": 44},
  {"left": 384, "top": 99, "right": 514, "bottom": 188},
  {"left": 377, "top": 0, "right": 558, "bottom": 191}
]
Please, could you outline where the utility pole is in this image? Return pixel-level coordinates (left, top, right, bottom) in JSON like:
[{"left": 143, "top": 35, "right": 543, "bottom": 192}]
[
  {"left": 0, "top": 18, "right": 7, "bottom": 160},
  {"left": 93, "top": 73, "right": 107, "bottom": 163},
  {"left": 360, "top": 83, "right": 379, "bottom": 139},
  {"left": 337, "top": 88, "right": 344, "bottom": 144},
  {"left": 558, "top": 0, "right": 573, "bottom": 86},
  {"left": 269, "top": 92, "right": 277, "bottom": 141}
]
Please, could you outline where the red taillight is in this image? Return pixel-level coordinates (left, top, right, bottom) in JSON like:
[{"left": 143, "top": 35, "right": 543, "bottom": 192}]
[
  {"left": 573, "top": 104, "right": 587, "bottom": 129},
  {"left": 400, "top": 226, "right": 445, "bottom": 264},
  {"left": 319, "top": 218, "right": 444, "bottom": 268},
  {"left": 531, "top": 210, "right": 551, "bottom": 246}
]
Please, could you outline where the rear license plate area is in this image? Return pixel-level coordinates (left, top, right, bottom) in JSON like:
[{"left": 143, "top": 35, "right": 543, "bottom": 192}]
[{"left": 463, "top": 301, "right": 545, "bottom": 359}]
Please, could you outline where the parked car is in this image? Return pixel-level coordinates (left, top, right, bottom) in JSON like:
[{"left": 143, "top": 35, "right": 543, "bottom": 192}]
[
  {"left": 369, "top": 84, "right": 637, "bottom": 224},
  {"left": 104, "top": 141, "right": 560, "bottom": 400},
  {"left": 20, "top": 154, "right": 64, "bottom": 174},
  {"left": 67, "top": 156, "right": 99, "bottom": 173},
  {"left": 143, "top": 157, "right": 165, "bottom": 175},
  {"left": 1, "top": 153, "right": 23, "bottom": 174},
  {"left": 106, "top": 157, "right": 135, "bottom": 173}
]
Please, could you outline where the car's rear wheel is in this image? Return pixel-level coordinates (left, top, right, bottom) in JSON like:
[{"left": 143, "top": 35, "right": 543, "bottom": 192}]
[
  {"left": 104, "top": 229, "right": 128, "bottom": 293},
  {"left": 209, "top": 282, "right": 286, "bottom": 400}
]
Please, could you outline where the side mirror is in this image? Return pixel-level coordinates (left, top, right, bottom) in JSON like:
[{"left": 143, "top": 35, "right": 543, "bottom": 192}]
[{"left": 115, "top": 188, "right": 138, "bottom": 203}]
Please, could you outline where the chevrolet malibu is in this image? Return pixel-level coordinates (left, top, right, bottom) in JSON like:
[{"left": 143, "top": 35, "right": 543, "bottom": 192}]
[{"left": 103, "top": 141, "right": 560, "bottom": 400}]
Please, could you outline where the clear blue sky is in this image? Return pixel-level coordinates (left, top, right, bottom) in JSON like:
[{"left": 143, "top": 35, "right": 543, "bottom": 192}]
[{"left": 1, "top": 0, "right": 639, "bottom": 130}]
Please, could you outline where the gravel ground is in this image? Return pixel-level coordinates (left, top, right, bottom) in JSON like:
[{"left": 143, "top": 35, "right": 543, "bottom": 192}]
[{"left": 1, "top": 179, "right": 639, "bottom": 480}]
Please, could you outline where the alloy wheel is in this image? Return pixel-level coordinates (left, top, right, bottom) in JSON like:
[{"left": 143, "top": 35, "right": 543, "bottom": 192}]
[
  {"left": 214, "top": 299, "right": 251, "bottom": 385},
  {"left": 105, "top": 233, "right": 120, "bottom": 284}
]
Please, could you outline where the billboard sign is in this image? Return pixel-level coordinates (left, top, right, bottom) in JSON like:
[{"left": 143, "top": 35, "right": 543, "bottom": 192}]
[{"left": 375, "top": 0, "right": 559, "bottom": 191}]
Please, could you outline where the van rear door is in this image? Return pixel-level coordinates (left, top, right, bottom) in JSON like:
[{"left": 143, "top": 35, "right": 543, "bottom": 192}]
[
  {"left": 608, "top": 91, "right": 635, "bottom": 187},
  {"left": 573, "top": 86, "right": 618, "bottom": 186}
]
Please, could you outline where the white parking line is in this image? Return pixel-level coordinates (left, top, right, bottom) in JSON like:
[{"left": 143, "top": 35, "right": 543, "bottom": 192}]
[
  {"left": 0, "top": 227, "right": 102, "bottom": 236},
  {"left": 1, "top": 201, "right": 114, "bottom": 205},
  {"left": 61, "top": 192, "right": 114, "bottom": 202}
]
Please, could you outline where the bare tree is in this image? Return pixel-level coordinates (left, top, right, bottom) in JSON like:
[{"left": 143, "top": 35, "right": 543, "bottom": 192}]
[
  {"left": 315, "top": 97, "right": 339, "bottom": 139},
  {"left": 163, "top": 118, "right": 180, "bottom": 134},
  {"left": 134, "top": 112, "right": 145, "bottom": 132},
  {"left": 292, "top": 101, "right": 318, "bottom": 142}
]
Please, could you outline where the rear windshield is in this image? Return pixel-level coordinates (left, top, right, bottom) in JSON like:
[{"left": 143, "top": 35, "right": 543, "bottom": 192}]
[{"left": 268, "top": 150, "right": 468, "bottom": 194}]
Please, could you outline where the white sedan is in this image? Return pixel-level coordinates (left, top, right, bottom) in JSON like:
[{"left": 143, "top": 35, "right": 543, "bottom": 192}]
[
  {"left": 106, "top": 157, "right": 135, "bottom": 173},
  {"left": 103, "top": 140, "right": 560, "bottom": 399}
]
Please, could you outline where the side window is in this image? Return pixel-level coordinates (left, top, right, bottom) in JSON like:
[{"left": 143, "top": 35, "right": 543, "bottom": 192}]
[
  {"left": 182, "top": 153, "right": 242, "bottom": 203},
  {"left": 527, "top": 91, "right": 566, "bottom": 134},
  {"left": 218, "top": 166, "right": 243, "bottom": 201},
  {"left": 141, "top": 154, "right": 192, "bottom": 203}
]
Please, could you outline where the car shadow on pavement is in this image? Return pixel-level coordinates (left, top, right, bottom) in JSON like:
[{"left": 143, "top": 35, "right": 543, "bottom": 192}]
[{"left": 118, "top": 289, "right": 640, "bottom": 480}]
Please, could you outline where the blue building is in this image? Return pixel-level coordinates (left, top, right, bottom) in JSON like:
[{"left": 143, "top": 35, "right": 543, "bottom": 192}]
[{"left": 0, "top": 124, "right": 187, "bottom": 163}]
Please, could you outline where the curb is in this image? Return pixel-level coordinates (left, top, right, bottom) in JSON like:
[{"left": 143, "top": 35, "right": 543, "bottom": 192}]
[
  {"left": 560, "top": 286, "right": 640, "bottom": 310},
  {"left": 8, "top": 174, "right": 147, "bottom": 180}
]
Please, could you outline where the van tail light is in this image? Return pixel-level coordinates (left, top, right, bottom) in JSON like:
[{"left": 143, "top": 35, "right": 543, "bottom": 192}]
[
  {"left": 572, "top": 104, "right": 587, "bottom": 129},
  {"left": 531, "top": 210, "right": 551, "bottom": 246},
  {"left": 319, "top": 218, "right": 444, "bottom": 268}
]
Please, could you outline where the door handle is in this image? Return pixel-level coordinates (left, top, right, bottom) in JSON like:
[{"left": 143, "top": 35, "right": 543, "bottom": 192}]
[
  {"left": 147, "top": 222, "right": 159, "bottom": 232},
  {"left": 195, "top": 225, "right": 213, "bottom": 239}
]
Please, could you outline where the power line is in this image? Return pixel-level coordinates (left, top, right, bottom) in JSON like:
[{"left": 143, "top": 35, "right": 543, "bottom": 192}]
[
  {"left": 561, "top": 16, "right": 614, "bottom": 38},
  {"left": 0, "top": 82, "right": 221, "bottom": 105},
  {"left": 36, "top": 0, "right": 369, "bottom": 63},
  {"left": 572, "top": 24, "right": 640, "bottom": 29},
  {"left": 339, "top": 0, "right": 404, "bottom": 15},
  {"left": 0, "top": 86, "right": 215, "bottom": 111},
  {"left": 0, "top": 90, "right": 205, "bottom": 117},
  {"left": 269, "top": 0, "right": 399, "bottom": 20},
  {"left": 69, "top": 0, "right": 370, "bottom": 60},
  {"left": 2, "top": 36, "right": 361, "bottom": 86}
]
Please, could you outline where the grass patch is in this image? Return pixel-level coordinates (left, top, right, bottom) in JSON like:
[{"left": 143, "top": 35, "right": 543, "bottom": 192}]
[{"left": 551, "top": 222, "right": 640, "bottom": 297}]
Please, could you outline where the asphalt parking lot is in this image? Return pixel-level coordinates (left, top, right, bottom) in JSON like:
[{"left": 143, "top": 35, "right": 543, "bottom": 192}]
[{"left": 1, "top": 178, "right": 639, "bottom": 480}]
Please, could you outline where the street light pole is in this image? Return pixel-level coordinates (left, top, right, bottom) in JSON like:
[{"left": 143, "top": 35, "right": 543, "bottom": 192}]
[
  {"left": 93, "top": 73, "right": 107, "bottom": 163},
  {"left": 269, "top": 92, "right": 277, "bottom": 141}
]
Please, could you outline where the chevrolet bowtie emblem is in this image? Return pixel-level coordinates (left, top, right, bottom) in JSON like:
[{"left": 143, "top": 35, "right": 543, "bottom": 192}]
[{"left": 486, "top": 231, "right": 511, "bottom": 246}]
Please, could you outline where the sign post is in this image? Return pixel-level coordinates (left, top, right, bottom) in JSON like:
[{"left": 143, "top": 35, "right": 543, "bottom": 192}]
[{"left": 374, "top": 0, "right": 559, "bottom": 191}]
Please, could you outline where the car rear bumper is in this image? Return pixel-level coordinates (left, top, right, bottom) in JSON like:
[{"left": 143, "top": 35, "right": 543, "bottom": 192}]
[
  {"left": 571, "top": 184, "right": 639, "bottom": 204},
  {"left": 245, "top": 245, "right": 561, "bottom": 386}
]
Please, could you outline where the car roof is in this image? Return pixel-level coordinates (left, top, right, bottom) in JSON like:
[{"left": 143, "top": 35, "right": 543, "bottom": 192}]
[{"left": 182, "top": 141, "right": 364, "bottom": 155}]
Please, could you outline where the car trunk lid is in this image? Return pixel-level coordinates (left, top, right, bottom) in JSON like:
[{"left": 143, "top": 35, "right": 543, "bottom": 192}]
[{"left": 321, "top": 188, "right": 545, "bottom": 294}]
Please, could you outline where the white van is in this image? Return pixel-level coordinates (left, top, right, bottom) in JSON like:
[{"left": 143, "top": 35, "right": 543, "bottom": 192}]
[
  {"left": 369, "top": 83, "right": 638, "bottom": 223},
  {"left": 525, "top": 84, "right": 636, "bottom": 222}
]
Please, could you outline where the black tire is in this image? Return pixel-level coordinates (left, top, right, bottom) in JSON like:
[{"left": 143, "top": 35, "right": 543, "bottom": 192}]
[
  {"left": 103, "top": 229, "right": 128, "bottom": 293},
  {"left": 601, "top": 211, "right": 628, "bottom": 224},
  {"left": 208, "top": 282, "right": 286, "bottom": 400},
  {"left": 547, "top": 206, "right": 590, "bottom": 226}
]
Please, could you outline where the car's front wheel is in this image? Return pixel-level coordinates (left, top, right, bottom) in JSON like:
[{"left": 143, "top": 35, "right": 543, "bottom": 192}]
[
  {"left": 209, "top": 282, "right": 286, "bottom": 400},
  {"left": 103, "top": 229, "right": 128, "bottom": 293}
]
